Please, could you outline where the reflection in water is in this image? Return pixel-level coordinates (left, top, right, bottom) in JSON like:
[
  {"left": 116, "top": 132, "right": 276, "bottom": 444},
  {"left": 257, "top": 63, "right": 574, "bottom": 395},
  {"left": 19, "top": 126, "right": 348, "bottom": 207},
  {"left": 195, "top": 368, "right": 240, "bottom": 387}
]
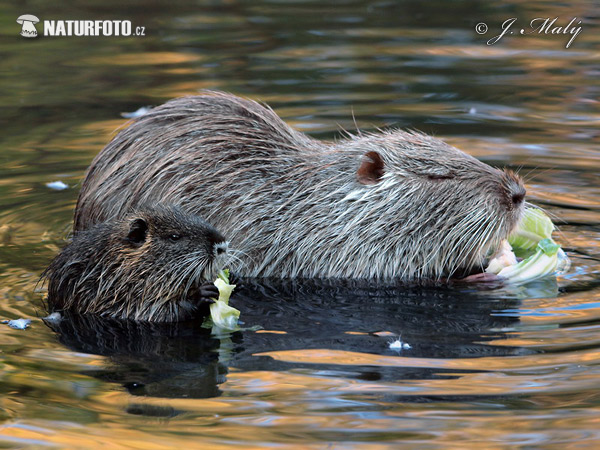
[
  {"left": 44, "top": 280, "right": 528, "bottom": 401},
  {"left": 45, "top": 313, "right": 226, "bottom": 399}
]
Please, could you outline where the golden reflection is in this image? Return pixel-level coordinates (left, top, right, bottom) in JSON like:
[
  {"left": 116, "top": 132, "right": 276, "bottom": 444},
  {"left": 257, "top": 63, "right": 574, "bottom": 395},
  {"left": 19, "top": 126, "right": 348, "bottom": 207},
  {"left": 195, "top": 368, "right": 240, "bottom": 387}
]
[
  {"left": 94, "top": 390, "right": 245, "bottom": 416},
  {"left": 162, "top": 67, "right": 203, "bottom": 75},
  {"left": 255, "top": 348, "right": 600, "bottom": 372},
  {"left": 83, "top": 52, "right": 204, "bottom": 66},
  {"left": 373, "top": 331, "right": 395, "bottom": 337},
  {"left": 0, "top": 368, "right": 583, "bottom": 449},
  {"left": 532, "top": 190, "right": 600, "bottom": 209},
  {"left": 515, "top": 290, "right": 600, "bottom": 325},
  {"left": 25, "top": 349, "right": 106, "bottom": 368},
  {"left": 80, "top": 119, "right": 131, "bottom": 136},
  {"left": 145, "top": 81, "right": 221, "bottom": 99},
  {"left": 226, "top": 367, "right": 600, "bottom": 400}
]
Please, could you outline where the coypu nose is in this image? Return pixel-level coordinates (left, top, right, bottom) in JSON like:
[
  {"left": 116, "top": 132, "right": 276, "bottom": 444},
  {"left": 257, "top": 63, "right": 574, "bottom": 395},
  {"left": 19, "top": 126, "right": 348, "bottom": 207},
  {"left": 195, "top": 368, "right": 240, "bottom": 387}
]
[
  {"left": 214, "top": 241, "right": 228, "bottom": 255},
  {"left": 508, "top": 179, "right": 526, "bottom": 207},
  {"left": 511, "top": 188, "right": 526, "bottom": 206},
  {"left": 205, "top": 227, "right": 227, "bottom": 255},
  {"left": 502, "top": 170, "right": 526, "bottom": 209}
]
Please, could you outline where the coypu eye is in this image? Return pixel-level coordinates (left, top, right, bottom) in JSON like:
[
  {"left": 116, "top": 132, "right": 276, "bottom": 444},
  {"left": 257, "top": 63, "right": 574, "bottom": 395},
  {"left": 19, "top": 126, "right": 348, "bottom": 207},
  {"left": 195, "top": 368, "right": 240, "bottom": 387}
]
[
  {"left": 169, "top": 234, "right": 181, "bottom": 242},
  {"left": 427, "top": 173, "right": 454, "bottom": 181},
  {"left": 424, "top": 169, "right": 455, "bottom": 181}
]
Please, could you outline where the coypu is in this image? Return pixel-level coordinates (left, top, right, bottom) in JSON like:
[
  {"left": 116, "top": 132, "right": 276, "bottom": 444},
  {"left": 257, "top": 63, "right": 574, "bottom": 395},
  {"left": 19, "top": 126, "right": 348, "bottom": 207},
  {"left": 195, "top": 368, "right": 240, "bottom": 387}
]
[
  {"left": 74, "top": 92, "right": 526, "bottom": 280},
  {"left": 44, "top": 206, "right": 232, "bottom": 322}
]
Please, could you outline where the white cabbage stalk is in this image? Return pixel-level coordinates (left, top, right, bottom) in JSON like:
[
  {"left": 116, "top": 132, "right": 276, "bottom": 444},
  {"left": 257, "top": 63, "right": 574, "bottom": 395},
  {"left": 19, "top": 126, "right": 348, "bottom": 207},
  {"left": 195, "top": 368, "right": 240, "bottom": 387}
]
[
  {"left": 209, "top": 270, "right": 240, "bottom": 331},
  {"left": 485, "top": 240, "right": 518, "bottom": 274},
  {"left": 494, "top": 239, "right": 561, "bottom": 283},
  {"left": 485, "top": 208, "right": 569, "bottom": 283}
]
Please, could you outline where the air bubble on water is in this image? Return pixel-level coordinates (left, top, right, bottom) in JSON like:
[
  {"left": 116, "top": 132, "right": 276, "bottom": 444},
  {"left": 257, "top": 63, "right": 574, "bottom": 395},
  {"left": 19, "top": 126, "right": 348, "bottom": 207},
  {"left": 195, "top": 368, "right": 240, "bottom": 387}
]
[
  {"left": 3, "top": 318, "right": 31, "bottom": 330},
  {"left": 46, "top": 181, "right": 68, "bottom": 190},
  {"left": 388, "top": 338, "right": 411, "bottom": 351},
  {"left": 121, "top": 106, "right": 152, "bottom": 119}
]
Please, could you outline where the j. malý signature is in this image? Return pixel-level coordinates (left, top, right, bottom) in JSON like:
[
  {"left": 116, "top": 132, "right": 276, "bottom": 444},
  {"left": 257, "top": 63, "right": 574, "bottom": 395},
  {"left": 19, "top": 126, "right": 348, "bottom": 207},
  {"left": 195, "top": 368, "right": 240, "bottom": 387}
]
[{"left": 485, "top": 17, "right": 583, "bottom": 48}]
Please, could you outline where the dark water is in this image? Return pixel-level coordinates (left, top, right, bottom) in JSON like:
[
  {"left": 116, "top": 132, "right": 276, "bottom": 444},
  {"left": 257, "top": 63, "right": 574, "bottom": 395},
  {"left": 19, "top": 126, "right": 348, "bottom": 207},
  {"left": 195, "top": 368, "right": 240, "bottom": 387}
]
[{"left": 1, "top": 0, "right": 599, "bottom": 447}]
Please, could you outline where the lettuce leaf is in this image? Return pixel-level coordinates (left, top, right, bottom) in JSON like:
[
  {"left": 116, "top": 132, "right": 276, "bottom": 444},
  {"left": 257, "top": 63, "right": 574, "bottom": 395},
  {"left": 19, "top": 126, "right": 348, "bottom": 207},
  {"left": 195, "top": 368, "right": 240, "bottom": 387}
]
[
  {"left": 206, "top": 270, "right": 240, "bottom": 332},
  {"left": 209, "top": 298, "right": 240, "bottom": 330},
  {"left": 508, "top": 208, "right": 554, "bottom": 253},
  {"left": 495, "top": 239, "right": 561, "bottom": 283},
  {"left": 485, "top": 209, "right": 569, "bottom": 284}
]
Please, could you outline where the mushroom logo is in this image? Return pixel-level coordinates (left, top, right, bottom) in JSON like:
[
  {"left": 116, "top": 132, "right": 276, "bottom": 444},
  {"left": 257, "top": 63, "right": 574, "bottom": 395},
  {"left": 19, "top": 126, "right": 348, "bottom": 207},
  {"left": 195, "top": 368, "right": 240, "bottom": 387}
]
[{"left": 17, "top": 14, "right": 40, "bottom": 38}]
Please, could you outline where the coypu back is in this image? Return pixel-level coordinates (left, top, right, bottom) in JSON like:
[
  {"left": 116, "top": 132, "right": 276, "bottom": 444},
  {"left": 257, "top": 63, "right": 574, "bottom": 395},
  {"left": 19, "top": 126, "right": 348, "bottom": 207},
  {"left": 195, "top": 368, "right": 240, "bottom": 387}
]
[
  {"left": 45, "top": 206, "right": 229, "bottom": 322},
  {"left": 75, "top": 92, "right": 526, "bottom": 280}
]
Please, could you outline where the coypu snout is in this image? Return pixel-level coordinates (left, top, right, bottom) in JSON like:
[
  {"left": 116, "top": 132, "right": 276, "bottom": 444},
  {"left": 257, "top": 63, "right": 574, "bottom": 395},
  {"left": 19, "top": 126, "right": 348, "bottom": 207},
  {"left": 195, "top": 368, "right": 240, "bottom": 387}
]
[
  {"left": 214, "top": 241, "right": 229, "bottom": 256},
  {"left": 44, "top": 205, "right": 235, "bottom": 322},
  {"left": 500, "top": 169, "right": 526, "bottom": 211}
]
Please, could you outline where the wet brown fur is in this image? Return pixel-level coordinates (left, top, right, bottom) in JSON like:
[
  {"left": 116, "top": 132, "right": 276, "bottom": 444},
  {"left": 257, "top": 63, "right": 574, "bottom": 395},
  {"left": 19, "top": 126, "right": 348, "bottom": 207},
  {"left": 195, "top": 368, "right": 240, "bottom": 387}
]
[{"left": 44, "top": 206, "right": 231, "bottom": 321}]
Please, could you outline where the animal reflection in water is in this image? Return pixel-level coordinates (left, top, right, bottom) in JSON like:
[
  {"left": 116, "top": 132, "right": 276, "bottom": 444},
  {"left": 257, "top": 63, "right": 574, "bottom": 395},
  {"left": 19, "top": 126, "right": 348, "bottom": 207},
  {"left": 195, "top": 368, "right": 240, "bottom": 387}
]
[{"left": 44, "top": 279, "right": 545, "bottom": 413}]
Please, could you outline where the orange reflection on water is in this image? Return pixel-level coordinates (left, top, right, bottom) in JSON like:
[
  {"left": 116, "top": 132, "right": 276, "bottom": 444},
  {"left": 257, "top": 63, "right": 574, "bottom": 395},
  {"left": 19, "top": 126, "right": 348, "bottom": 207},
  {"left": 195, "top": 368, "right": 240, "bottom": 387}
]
[
  {"left": 255, "top": 348, "right": 600, "bottom": 372},
  {"left": 84, "top": 52, "right": 205, "bottom": 66}
]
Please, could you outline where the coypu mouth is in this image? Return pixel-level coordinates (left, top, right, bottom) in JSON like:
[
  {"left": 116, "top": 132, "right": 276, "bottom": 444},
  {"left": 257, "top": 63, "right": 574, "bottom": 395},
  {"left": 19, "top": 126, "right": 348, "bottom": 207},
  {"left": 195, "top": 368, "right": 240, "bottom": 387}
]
[
  {"left": 453, "top": 208, "right": 530, "bottom": 284},
  {"left": 443, "top": 176, "right": 528, "bottom": 283},
  {"left": 180, "top": 242, "right": 244, "bottom": 296},
  {"left": 459, "top": 204, "right": 569, "bottom": 285}
]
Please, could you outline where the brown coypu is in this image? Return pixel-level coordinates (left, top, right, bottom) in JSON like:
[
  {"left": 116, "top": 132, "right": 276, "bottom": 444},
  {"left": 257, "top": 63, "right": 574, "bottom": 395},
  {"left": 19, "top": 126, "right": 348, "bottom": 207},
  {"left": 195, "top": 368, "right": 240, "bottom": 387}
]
[
  {"left": 74, "top": 92, "right": 526, "bottom": 280},
  {"left": 44, "top": 206, "right": 233, "bottom": 322}
]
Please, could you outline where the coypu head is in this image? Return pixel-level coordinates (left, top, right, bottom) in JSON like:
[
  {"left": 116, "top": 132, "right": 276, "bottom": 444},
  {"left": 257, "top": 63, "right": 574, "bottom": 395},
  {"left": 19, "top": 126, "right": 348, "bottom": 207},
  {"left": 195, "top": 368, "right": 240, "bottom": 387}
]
[
  {"left": 336, "top": 129, "right": 526, "bottom": 280},
  {"left": 44, "top": 206, "right": 233, "bottom": 321}
]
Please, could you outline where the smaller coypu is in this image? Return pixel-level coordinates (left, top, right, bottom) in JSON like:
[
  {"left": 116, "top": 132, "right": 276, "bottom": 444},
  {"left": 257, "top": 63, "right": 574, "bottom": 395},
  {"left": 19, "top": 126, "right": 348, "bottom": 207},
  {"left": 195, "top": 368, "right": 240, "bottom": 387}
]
[{"left": 43, "top": 206, "right": 232, "bottom": 322}]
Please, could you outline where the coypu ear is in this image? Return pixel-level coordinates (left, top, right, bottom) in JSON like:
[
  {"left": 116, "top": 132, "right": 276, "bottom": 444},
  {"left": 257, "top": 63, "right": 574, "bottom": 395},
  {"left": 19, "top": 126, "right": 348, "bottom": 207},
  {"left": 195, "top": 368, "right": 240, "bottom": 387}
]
[
  {"left": 357, "top": 151, "right": 385, "bottom": 185},
  {"left": 127, "top": 218, "right": 148, "bottom": 245}
]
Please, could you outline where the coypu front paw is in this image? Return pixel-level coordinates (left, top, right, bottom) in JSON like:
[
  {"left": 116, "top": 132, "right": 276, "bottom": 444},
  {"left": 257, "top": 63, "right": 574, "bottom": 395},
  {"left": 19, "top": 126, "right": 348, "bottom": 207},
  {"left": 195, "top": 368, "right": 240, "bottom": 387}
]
[{"left": 198, "top": 282, "right": 219, "bottom": 304}]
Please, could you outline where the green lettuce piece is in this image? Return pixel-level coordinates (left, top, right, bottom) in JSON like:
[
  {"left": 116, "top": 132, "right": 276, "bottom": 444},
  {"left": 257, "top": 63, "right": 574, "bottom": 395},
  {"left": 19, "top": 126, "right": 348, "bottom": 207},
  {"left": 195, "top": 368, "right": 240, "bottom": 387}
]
[
  {"left": 214, "top": 278, "right": 235, "bottom": 305},
  {"left": 209, "top": 298, "right": 240, "bottom": 330},
  {"left": 217, "top": 269, "right": 230, "bottom": 284},
  {"left": 537, "top": 238, "right": 560, "bottom": 256},
  {"left": 508, "top": 208, "right": 554, "bottom": 252},
  {"left": 485, "top": 209, "right": 569, "bottom": 284},
  {"left": 208, "top": 270, "right": 240, "bottom": 331},
  {"left": 496, "top": 238, "right": 562, "bottom": 283}
]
